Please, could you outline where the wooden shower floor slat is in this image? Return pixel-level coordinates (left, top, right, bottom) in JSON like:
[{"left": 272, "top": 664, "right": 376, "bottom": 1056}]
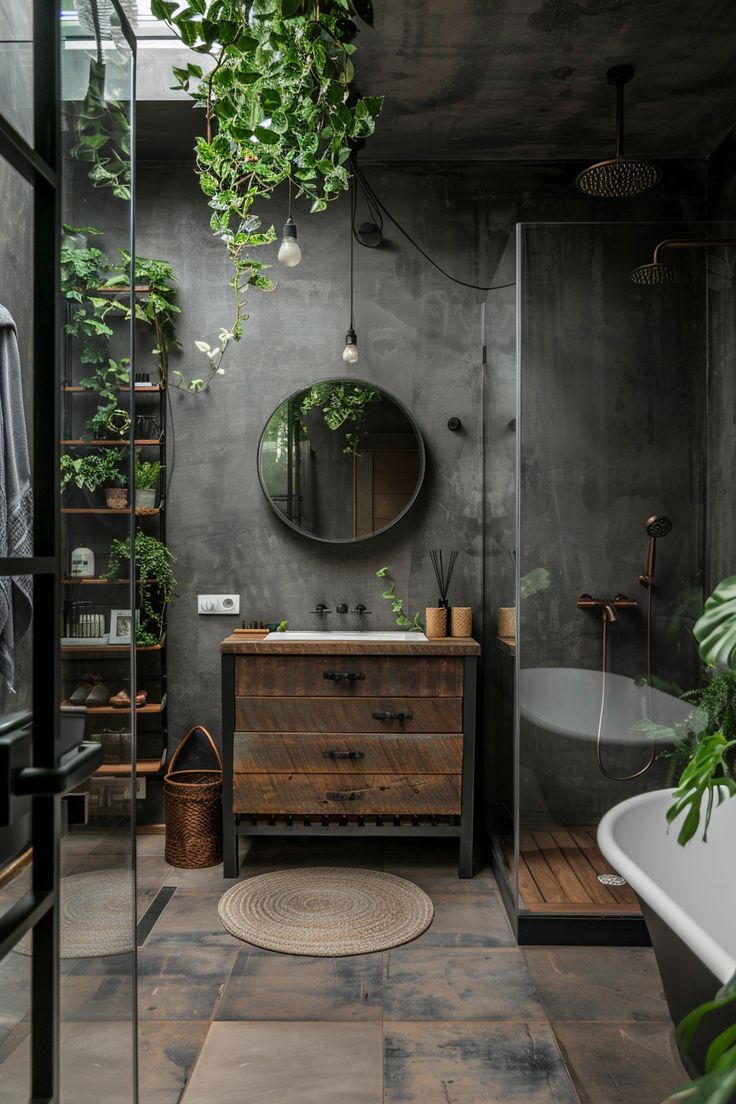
[{"left": 502, "top": 828, "right": 640, "bottom": 914}]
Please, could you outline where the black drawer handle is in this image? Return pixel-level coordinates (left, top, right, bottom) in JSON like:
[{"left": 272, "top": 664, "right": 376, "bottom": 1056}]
[
  {"left": 372, "top": 710, "right": 413, "bottom": 722},
  {"left": 322, "top": 749, "right": 365, "bottom": 761},
  {"left": 325, "top": 790, "right": 364, "bottom": 801},
  {"left": 323, "top": 671, "right": 365, "bottom": 682}
]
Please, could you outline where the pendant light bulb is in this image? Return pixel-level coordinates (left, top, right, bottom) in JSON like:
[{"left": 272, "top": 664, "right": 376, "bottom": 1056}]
[
  {"left": 278, "top": 217, "right": 302, "bottom": 267},
  {"left": 342, "top": 327, "right": 359, "bottom": 364}
]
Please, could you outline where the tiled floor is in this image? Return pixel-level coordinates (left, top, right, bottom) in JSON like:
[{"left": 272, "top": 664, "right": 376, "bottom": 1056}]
[{"left": 0, "top": 831, "right": 689, "bottom": 1104}]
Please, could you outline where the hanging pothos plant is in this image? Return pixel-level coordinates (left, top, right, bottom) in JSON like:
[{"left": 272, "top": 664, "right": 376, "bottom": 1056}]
[{"left": 150, "top": 0, "right": 382, "bottom": 392}]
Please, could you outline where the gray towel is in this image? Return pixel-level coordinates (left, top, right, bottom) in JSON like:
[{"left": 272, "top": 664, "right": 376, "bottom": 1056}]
[{"left": 0, "top": 304, "right": 33, "bottom": 691}]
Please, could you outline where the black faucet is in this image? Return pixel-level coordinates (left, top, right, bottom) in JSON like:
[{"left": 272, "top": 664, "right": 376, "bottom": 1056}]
[
  {"left": 311, "top": 603, "right": 332, "bottom": 618},
  {"left": 353, "top": 604, "right": 371, "bottom": 617}
]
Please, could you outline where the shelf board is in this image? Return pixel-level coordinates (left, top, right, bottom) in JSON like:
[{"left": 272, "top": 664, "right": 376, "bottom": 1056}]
[
  {"left": 83, "top": 697, "right": 167, "bottom": 715},
  {"left": 95, "top": 755, "right": 166, "bottom": 778},
  {"left": 60, "top": 439, "right": 163, "bottom": 447},
  {"left": 61, "top": 507, "right": 162, "bottom": 515},
  {"left": 91, "top": 285, "right": 152, "bottom": 295},
  {"left": 62, "top": 578, "right": 158, "bottom": 585},
  {"left": 61, "top": 636, "right": 165, "bottom": 654},
  {"left": 63, "top": 385, "right": 162, "bottom": 393}
]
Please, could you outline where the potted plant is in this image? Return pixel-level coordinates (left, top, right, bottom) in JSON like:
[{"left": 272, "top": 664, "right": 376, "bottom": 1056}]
[
  {"left": 659, "top": 576, "right": 736, "bottom": 1103},
  {"left": 135, "top": 451, "right": 163, "bottom": 510},
  {"left": 60, "top": 448, "right": 127, "bottom": 507}
]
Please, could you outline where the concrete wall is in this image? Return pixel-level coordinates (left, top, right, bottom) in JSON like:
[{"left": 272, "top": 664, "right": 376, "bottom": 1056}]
[
  {"left": 706, "top": 128, "right": 736, "bottom": 588},
  {"left": 135, "top": 162, "right": 490, "bottom": 763}
]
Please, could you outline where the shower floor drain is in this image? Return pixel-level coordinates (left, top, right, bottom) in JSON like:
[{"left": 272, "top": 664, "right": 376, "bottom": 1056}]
[{"left": 597, "top": 873, "right": 627, "bottom": 887}]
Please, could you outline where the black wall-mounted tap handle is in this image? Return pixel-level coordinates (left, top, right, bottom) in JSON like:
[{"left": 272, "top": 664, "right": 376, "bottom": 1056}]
[
  {"left": 311, "top": 603, "right": 332, "bottom": 616},
  {"left": 354, "top": 604, "right": 371, "bottom": 616}
]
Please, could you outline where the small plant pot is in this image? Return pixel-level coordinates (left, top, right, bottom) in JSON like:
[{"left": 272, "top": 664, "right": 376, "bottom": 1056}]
[
  {"left": 105, "top": 487, "right": 128, "bottom": 510},
  {"left": 136, "top": 488, "right": 156, "bottom": 510}
]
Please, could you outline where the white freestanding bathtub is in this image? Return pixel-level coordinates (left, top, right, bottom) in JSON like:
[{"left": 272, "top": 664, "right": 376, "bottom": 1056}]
[
  {"left": 598, "top": 789, "right": 736, "bottom": 1079},
  {"left": 519, "top": 668, "right": 691, "bottom": 822}
]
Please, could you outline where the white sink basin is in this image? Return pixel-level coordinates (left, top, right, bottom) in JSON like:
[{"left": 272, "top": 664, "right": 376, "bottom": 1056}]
[{"left": 262, "top": 630, "right": 428, "bottom": 642}]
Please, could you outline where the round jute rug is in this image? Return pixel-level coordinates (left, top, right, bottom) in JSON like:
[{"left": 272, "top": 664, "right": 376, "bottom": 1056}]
[
  {"left": 218, "top": 867, "right": 434, "bottom": 956},
  {"left": 16, "top": 870, "right": 134, "bottom": 959}
]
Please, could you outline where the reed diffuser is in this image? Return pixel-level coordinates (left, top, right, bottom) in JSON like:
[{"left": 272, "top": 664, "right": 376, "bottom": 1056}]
[
  {"left": 426, "top": 549, "right": 459, "bottom": 638},
  {"left": 429, "top": 549, "right": 458, "bottom": 608}
]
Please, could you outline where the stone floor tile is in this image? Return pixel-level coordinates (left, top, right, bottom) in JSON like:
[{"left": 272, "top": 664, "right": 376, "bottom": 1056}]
[
  {"left": 139, "top": 1020, "right": 210, "bottom": 1104},
  {"left": 384, "top": 1020, "right": 579, "bottom": 1103},
  {"left": 554, "top": 1021, "right": 687, "bottom": 1104},
  {"left": 216, "top": 946, "right": 382, "bottom": 1021},
  {"left": 383, "top": 946, "right": 545, "bottom": 1021},
  {"left": 181, "top": 1022, "right": 382, "bottom": 1104},
  {"left": 524, "top": 947, "right": 670, "bottom": 1022}
]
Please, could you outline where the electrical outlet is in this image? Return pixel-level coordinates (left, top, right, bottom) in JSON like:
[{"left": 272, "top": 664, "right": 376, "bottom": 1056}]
[{"left": 198, "top": 594, "right": 240, "bottom": 615}]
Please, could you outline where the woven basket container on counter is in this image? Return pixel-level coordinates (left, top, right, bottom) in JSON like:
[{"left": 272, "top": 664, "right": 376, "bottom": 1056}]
[
  {"left": 449, "top": 606, "right": 472, "bottom": 637},
  {"left": 164, "top": 725, "right": 223, "bottom": 868},
  {"left": 425, "top": 607, "right": 447, "bottom": 638},
  {"left": 498, "top": 607, "right": 516, "bottom": 639}
]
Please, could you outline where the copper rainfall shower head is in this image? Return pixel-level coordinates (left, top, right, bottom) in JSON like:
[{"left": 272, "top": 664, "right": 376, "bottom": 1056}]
[
  {"left": 631, "top": 239, "right": 736, "bottom": 285},
  {"left": 576, "top": 66, "right": 661, "bottom": 198}
]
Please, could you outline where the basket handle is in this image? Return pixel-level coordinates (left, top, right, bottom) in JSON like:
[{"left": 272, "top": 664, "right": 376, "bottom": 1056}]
[{"left": 166, "top": 725, "right": 222, "bottom": 776}]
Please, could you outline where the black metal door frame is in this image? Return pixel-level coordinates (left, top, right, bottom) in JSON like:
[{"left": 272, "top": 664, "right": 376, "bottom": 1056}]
[{"left": 0, "top": 2, "right": 137, "bottom": 1100}]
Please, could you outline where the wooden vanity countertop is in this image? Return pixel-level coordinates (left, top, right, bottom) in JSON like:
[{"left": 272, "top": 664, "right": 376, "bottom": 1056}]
[{"left": 220, "top": 635, "right": 480, "bottom": 656}]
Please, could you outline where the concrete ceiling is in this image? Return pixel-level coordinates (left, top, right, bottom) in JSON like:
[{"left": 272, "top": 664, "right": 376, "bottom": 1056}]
[{"left": 352, "top": 0, "right": 736, "bottom": 161}]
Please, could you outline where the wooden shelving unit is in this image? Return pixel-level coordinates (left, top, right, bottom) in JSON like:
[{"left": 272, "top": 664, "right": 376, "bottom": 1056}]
[{"left": 61, "top": 283, "right": 170, "bottom": 817}]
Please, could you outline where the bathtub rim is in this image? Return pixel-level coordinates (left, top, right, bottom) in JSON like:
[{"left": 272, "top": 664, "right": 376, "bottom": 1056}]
[{"left": 597, "top": 788, "right": 736, "bottom": 986}]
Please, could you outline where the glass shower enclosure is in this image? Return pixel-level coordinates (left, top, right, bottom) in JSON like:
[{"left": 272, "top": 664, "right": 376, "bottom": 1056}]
[{"left": 486, "top": 220, "right": 722, "bottom": 943}]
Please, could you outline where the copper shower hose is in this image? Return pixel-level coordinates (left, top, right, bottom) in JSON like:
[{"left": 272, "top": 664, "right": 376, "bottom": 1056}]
[{"left": 595, "top": 586, "right": 656, "bottom": 781}]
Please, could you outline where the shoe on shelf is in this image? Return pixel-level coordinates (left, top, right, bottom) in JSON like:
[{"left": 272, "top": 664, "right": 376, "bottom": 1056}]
[
  {"left": 68, "top": 674, "right": 96, "bottom": 704},
  {"left": 85, "top": 679, "right": 111, "bottom": 707},
  {"left": 109, "top": 689, "right": 131, "bottom": 709},
  {"left": 135, "top": 690, "right": 149, "bottom": 708}
]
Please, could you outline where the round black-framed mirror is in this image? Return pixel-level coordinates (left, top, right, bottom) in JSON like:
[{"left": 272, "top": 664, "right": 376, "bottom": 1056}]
[{"left": 257, "top": 377, "right": 426, "bottom": 544}]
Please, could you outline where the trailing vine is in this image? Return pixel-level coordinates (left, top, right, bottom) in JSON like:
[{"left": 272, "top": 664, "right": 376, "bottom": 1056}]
[
  {"left": 375, "top": 567, "right": 424, "bottom": 632},
  {"left": 105, "top": 531, "right": 177, "bottom": 642},
  {"left": 150, "top": 0, "right": 382, "bottom": 391}
]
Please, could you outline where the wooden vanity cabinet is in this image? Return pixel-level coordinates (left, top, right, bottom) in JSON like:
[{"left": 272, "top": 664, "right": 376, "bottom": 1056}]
[{"left": 220, "top": 637, "right": 480, "bottom": 877}]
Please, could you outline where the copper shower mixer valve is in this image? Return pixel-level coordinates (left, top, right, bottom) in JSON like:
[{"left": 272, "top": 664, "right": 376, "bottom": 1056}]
[{"left": 576, "top": 594, "right": 638, "bottom": 623}]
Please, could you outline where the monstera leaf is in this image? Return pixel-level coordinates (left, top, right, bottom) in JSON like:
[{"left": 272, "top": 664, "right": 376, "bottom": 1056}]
[{"left": 694, "top": 576, "right": 736, "bottom": 671}]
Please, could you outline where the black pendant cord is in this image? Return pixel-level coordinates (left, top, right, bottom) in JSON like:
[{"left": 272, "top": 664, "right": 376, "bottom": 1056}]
[
  {"left": 89, "top": 0, "right": 104, "bottom": 65},
  {"left": 350, "top": 155, "right": 515, "bottom": 293},
  {"left": 615, "top": 77, "right": 625, "bottom": 159},
  {"left": 349, "top": 174, "right": 356, "bottom": 332},
  {"left": 287, "top": 176, "right": 293, "bottom": 222}
]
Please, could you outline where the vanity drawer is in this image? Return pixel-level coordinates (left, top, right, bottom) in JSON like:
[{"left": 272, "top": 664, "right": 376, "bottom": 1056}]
[
  {"left": 233, "top": 732, "right": 463, "bottom": 775},
  {"left": 234, "top": 655, "right": 463, "bottom": 698},
  {"left": 232, "top": 773, "right": 462, "bottom": 815},
  {"left": 234, "top": 697, "right": 463, "bottom": 734}
]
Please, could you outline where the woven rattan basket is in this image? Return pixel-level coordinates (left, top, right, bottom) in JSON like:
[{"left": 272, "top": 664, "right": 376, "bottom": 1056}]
[{"left": 164, "top": 726, "right": 223, "bottom": 868}]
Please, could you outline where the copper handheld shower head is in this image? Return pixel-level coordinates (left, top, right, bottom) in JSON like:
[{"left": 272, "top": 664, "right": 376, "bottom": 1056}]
[{"left": 640, "top": 515, "right": 672, "bottom": 586}]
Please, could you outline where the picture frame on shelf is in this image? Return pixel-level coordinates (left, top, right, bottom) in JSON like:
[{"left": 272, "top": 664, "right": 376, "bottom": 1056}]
[{"left": 110, "top": 608, "right": 140, "bottom": 645}]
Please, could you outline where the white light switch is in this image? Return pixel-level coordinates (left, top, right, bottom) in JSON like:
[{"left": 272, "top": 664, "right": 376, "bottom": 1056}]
[{"left": 198, "top": 594, "right": 240, "bottom": 615}]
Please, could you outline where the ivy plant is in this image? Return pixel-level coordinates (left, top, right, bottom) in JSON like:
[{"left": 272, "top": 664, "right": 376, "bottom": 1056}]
[
  {"left": 150, "top": 0, "right": 382, "bottom": 391},
  {"left": 59, "top": 449, "right": 127, "bottom": 494},
  {"left": 299, "top": 380, "right": 380, "bottom": 454},
  {"left": 70, "top": 58, "right": 131, "bottom": 200},
  {"left": 375, "top": 567, "right": 423, "bottom": 632},
  {"left": 105, "top": 531, "right": 177, "bottom": 642}
]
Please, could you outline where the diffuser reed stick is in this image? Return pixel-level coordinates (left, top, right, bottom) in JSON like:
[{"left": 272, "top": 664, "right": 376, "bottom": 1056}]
[{"left": 429, "top": 548, "right": 459, "bottom": 609}]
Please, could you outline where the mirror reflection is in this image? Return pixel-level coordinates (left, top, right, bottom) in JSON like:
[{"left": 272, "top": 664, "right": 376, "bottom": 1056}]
[{"left": 259, "top": 378, "right": 425, "bottom": 542}]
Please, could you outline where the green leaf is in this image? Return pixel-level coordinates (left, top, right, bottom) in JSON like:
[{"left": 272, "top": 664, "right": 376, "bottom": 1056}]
[{"left": 694, "top": 576, "right": 736, "bottom": 671}]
